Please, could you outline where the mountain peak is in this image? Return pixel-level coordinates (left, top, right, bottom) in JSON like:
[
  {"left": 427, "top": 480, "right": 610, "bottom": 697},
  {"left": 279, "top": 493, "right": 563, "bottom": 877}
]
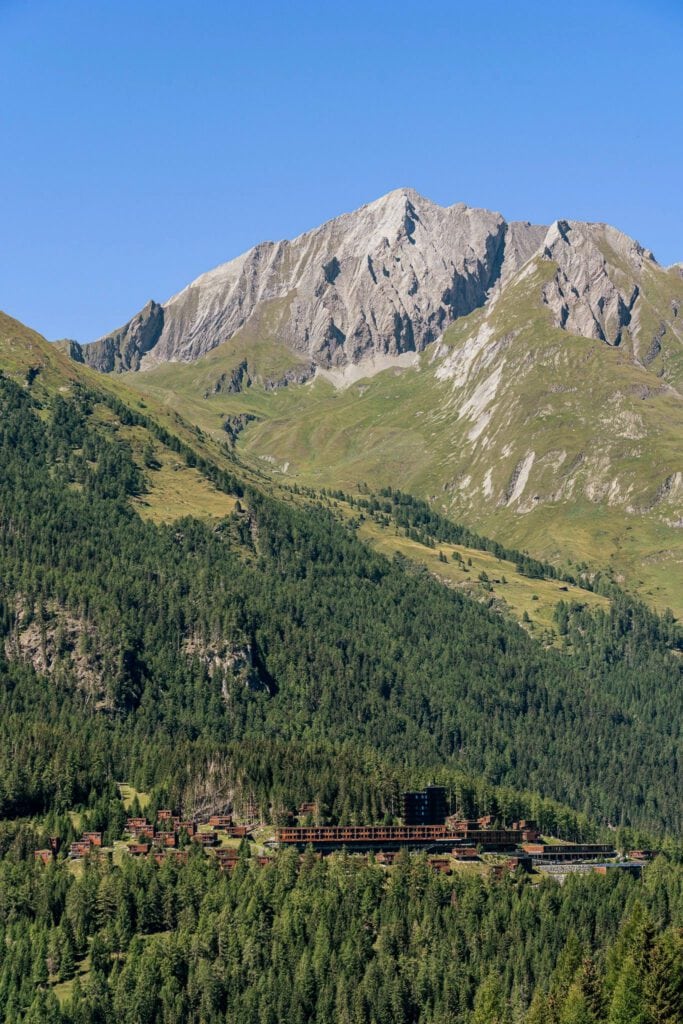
[
  {"left": 71, "top": 192, "right": 672, "bottom": 375},
  {"left": 77, "top": 190, "right": 538, "bottom": 372}
]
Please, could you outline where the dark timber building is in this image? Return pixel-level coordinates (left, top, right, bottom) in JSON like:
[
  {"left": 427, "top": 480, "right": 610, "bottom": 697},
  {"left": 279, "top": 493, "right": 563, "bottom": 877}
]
[{"left": 402, "top": 785, "right": 447, "bottom": 826}]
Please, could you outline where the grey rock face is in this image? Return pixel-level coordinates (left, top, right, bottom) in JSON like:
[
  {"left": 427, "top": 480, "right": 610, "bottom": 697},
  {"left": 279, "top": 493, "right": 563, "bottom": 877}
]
[
  {"left": 83, "top": 190, "right": 545, "bottom": 371},
  {"left": 540, "top": 221, "right": 653, "bottom": 346}
]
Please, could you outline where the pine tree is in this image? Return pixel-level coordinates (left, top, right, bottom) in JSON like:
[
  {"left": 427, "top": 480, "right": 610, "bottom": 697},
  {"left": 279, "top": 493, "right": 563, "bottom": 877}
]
[
  {"left": 578, "top": 956, "right": 605, "bottom": 1022},
  {"left": 58, "top": 921, "right": 76, "bottom": 981},
  {"left": 559, "top": 979, "right": 594, "bottom": 1024},
  {"left": 31, "top": 932, "right": 49, "bottom": 986},
  {"left": 607, "top": 956, "right": 647, "bottom": 1024},
  {"left": 471, "top": 973, "right": 509, "bottom": 1024}
]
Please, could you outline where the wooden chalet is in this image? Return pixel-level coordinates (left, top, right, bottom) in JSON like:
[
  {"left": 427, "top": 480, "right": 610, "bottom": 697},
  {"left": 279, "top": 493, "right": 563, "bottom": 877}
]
[
  {"left": 214, "top": 849, "right": 239, "bottom": 871},
  {"left": 209, "top": 815, "right": 233, "bottom": 828},
  {"left": 191, "top": 831, "right": 217, "bottom": 847},
  {"left": 126, "top": 817, "right": 148, "bottom": 830},
  {"left": 128, "top": 843, "right": 150, "bottom": 857},
  {"left": 69, "top": 840, "right": 92, "bottom": 859},
  {"left": 164, "top": 849, "right": 189, "bottom": 865},
  {"left": 131, "top": 824, "right": 155, "bottom": 840},
  {"left": 452, "top": 846, "right": 478, "bottom": 860},
  {"left": 152, "top": 833, "right": 177, "bottom": 848},
  {"left": 222, "top": 825, "right": 249, "bottom": 838},
  {"left": 506, "top": 855, "right": 532, "bottom": 872}
]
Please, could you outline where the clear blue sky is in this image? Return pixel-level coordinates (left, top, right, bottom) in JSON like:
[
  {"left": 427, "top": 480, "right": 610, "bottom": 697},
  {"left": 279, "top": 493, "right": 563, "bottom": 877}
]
[{"left": 1, "top": 0, "right": 681, "bottom": 342}]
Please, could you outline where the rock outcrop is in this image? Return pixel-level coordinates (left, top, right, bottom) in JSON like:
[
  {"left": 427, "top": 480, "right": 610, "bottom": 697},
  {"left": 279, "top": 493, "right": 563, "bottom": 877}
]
[
  {"left": 76, "top": 300, "right": 164, "bottom": 372},
  {"left": 540, "top": 221, "right": 652, "bottom": 346}
]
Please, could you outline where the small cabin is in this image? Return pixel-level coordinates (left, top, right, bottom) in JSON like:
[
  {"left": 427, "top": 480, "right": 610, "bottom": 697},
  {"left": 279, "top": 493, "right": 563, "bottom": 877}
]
[
  {"left": 131, "top": 825, "right": 155, "bottom": 840},
  {"left": 506, "top": 855, "right": 532, "bottom": 872},
  {"left": 215, "top": 849, "right": 239, "bottom": 871},
  {"left": 167, "top": 849, "right": 189, "bottom": 864}
]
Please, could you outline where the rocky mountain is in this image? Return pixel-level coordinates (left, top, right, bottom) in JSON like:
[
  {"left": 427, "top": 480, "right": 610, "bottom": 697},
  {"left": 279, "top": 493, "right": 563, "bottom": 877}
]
[
  {"left": 60, "top": 190, "right": 683, "bottom": 611},
  {"left": 70, "top": 189, "right": 682, "bottom": 388},
  {"left": 72, "top": 189, "right": 547, "bottom": 371}
]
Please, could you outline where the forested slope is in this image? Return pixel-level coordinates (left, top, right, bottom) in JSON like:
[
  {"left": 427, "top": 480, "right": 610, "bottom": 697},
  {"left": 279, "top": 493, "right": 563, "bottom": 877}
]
[
  {"left": 1, "top": 843, "right": 681, "bottom": 1024},
  {"left": 0, "top": 373, "right": 681, "bottom": 833},
  {"left": 1, "top": 328, "right": 683, "bottom": 1024}
]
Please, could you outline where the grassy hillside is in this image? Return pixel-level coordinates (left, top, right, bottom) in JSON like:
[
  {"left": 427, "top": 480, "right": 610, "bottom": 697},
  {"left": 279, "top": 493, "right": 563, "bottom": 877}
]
[
  {"left": 354, "top": 515, "right": 609, "bottom": 639},
  {"left": 118, "top": 257, "right": 683, "bottom": 615}
]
